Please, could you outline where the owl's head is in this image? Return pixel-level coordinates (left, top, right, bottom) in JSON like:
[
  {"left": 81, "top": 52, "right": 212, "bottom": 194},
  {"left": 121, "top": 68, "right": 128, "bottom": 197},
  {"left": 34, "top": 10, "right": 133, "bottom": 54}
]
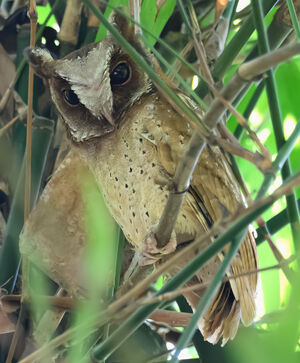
[{"left": 25, "top": 12, "right": 155, "bottom": 143}]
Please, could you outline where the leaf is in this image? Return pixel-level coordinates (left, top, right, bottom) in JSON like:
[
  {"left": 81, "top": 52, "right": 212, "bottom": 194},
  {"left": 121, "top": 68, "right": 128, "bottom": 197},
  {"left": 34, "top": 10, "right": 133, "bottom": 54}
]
[
  {"left": 109, "top": 323, "right": 167, "bottom": 362},
  {"left": 155, "top": 0, "right": 168, "bottom": 21},
  {"left": 141, "top": 0, "right": 176, "bottom": 46}
]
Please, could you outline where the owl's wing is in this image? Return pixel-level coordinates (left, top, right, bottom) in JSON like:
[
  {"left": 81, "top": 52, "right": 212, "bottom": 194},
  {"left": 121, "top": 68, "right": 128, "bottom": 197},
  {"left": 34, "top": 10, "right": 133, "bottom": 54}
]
[{"left": 145, "top": 95, "right": 258, "bottom": 345}]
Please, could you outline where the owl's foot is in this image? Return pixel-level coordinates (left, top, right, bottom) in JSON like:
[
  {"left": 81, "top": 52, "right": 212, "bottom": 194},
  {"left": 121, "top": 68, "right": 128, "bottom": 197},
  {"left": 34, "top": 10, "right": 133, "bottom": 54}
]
[{"left": 139, "top": 227, "right": 177, "bottom": 266}]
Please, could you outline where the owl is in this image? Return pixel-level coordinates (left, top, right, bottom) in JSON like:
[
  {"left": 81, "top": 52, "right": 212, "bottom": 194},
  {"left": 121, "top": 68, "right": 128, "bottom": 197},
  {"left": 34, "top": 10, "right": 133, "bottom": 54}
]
[{"left": 23, "top": 12, "right": 258, "bottom": 345}]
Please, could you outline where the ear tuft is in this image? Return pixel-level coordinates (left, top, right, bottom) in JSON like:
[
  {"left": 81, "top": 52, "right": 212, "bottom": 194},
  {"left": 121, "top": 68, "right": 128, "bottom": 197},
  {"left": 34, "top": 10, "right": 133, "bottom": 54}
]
[{"left": 24, "top": 47, "right": 54, "bottom": 78}]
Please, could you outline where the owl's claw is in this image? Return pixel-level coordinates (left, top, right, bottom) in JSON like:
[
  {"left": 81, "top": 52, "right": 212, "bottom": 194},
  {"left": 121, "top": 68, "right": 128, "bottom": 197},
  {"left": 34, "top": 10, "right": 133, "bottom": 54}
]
[{"left": 139, "top": 227, "right": 177, "bottom": 266}]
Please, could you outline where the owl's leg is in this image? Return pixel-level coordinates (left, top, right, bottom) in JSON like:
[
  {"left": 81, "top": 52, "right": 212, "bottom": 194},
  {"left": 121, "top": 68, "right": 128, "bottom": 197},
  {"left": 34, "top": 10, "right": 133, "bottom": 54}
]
[{"left": 138, "top": 226, "right": 177, "bottom": 266}]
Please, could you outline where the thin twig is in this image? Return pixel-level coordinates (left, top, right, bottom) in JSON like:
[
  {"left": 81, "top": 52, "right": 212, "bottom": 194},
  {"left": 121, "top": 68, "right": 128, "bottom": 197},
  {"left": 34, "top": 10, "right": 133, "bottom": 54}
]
[
  {"left": 0, "top": 115, "right": 20, "bottom": 137},
  {"left": 4, "top": 255, "right": 297, "bottom": 334},
  {"left": 6, "top": 253, "right": 297, "bottom": 313},
  {"left": 187, "top": 1, "right": 215, "bottom": 85},
  {"left": 214, "top": 135, "right": 271, "bottom": 172},
  {"left": 24, "top": 1, "right": 37, "bottom": 221},
  {"left": 0, "top": 79, "right": 16, "bottom": 114},
  {"left": 141, "top": 255, "right": 297, "bottom": 305},
  {"left": 256, "top": 216, "right": 295, "bottom": 282}
]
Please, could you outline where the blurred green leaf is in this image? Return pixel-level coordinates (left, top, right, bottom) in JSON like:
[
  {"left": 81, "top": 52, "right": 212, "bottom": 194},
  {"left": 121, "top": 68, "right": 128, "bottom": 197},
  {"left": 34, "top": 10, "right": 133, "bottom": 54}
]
[
  {"left": 229, "top": 269, "right": 300, "bottom": 363},
  {"left": 108, "top": 323, "right": 167, "bottom": 363},
  {"left": 37, "top": 4, "right": 57, "bottom": 28}
]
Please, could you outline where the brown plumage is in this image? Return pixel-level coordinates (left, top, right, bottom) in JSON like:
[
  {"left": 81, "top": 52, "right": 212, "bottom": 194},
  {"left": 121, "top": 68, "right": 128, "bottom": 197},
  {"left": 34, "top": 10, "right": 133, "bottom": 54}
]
[{"left": 22, "top": 12, "right": 258, "bottom": 345}]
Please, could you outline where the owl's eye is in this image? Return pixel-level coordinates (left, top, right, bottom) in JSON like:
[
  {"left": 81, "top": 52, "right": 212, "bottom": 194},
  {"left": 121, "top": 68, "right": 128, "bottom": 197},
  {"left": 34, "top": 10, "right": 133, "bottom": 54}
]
[
  {"left": 110, "top": 62, "right": 131, "bottom": 85},
  {"left": 63, "top": 89, "right": 80, "bottom": 106}
]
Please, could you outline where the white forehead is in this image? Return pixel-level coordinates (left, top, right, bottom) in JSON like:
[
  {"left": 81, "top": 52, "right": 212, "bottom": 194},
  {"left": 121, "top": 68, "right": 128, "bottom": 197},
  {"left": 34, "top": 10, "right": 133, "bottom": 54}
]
[
  {"left": 54, "top": 42, "right": 114, "bottom": 120},
  {"left": 54, "top": 42, "right": 113, "bottom": 87}
]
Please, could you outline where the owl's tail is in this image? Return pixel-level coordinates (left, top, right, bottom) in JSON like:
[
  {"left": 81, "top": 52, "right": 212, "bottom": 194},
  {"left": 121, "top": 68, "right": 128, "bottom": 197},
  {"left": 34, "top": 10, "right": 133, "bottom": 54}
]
[{"left": 184, "top": 230, "right": 258, "bottom": 346}]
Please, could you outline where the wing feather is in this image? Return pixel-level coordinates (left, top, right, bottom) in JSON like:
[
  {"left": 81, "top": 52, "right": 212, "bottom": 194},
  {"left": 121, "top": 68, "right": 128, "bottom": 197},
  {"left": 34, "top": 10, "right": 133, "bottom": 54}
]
[{"left": 144, "top": 93, "right": 258, "bottom": 343}]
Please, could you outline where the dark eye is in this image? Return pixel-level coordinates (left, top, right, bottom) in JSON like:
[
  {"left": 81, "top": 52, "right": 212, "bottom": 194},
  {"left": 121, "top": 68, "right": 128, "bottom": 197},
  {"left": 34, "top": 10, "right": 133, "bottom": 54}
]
[
  {"left": 110, "top": 62, "right": 131, "bottom": 85},
  {"left": 63, "top": 89, "right": 80, "bottom": 105}
]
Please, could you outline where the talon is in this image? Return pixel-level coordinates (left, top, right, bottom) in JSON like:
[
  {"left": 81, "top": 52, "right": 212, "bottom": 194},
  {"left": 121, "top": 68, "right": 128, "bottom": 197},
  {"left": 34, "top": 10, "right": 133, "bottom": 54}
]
[{"left": 138, "top": 227, "right": 177, "bottom": 266}]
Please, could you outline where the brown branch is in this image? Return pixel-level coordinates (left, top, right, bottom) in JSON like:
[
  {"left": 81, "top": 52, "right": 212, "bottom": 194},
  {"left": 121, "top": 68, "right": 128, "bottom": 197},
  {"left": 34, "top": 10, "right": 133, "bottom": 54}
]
[
  {"left": 129, "top": 0, "right": 141, "bottom": 35},
  {"left": 149, "top": 310, "right": 192, "bottom": 327},
  {"left": 214, "top": 134, "right": 271, "bottom": 172},
  {"left": 210, "top": 87, "right": 272, "bottom": 166},
  {"left": 188, "top": 3, "right": 215, "bottom": 86},
  {"left": 1, "top": 294, "right": 74, "bottom": 311},
  {"left": 238, "top": 42, "right": 300, "bottom": 81},
  {"left": 24, "top": 1, "right": 37, "bottom": 221},
  {"left": 155, "top": 133, "right": 206, "bottom": 247},
  {"left": 6, "top": 3, "right": 37, "bottom": 363}
]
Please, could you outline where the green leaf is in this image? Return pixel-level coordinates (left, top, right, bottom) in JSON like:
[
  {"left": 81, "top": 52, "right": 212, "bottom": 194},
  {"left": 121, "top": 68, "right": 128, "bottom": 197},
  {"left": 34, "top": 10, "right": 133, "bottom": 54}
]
[
  {"left": 276, "top": 58, "right": 300, "bottom": 120},
  {"left": 37, "top": 4, "right": 57, "bottom": 28},
  {"left": 140, "top": 0, "right": 176, "bottom": 47}
]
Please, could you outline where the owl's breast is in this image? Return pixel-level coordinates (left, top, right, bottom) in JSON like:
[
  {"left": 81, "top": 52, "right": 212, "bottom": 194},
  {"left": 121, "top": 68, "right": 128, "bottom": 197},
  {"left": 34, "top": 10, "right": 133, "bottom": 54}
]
[{"left": 84, "top": 93, "right": 200, "bottom": 248}]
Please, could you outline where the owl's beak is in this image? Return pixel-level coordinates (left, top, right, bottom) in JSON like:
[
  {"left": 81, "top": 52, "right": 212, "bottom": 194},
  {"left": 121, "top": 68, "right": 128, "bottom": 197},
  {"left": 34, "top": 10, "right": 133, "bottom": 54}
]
[{"left": 101, "top": 109, "right": 115, "bottom": 128}]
